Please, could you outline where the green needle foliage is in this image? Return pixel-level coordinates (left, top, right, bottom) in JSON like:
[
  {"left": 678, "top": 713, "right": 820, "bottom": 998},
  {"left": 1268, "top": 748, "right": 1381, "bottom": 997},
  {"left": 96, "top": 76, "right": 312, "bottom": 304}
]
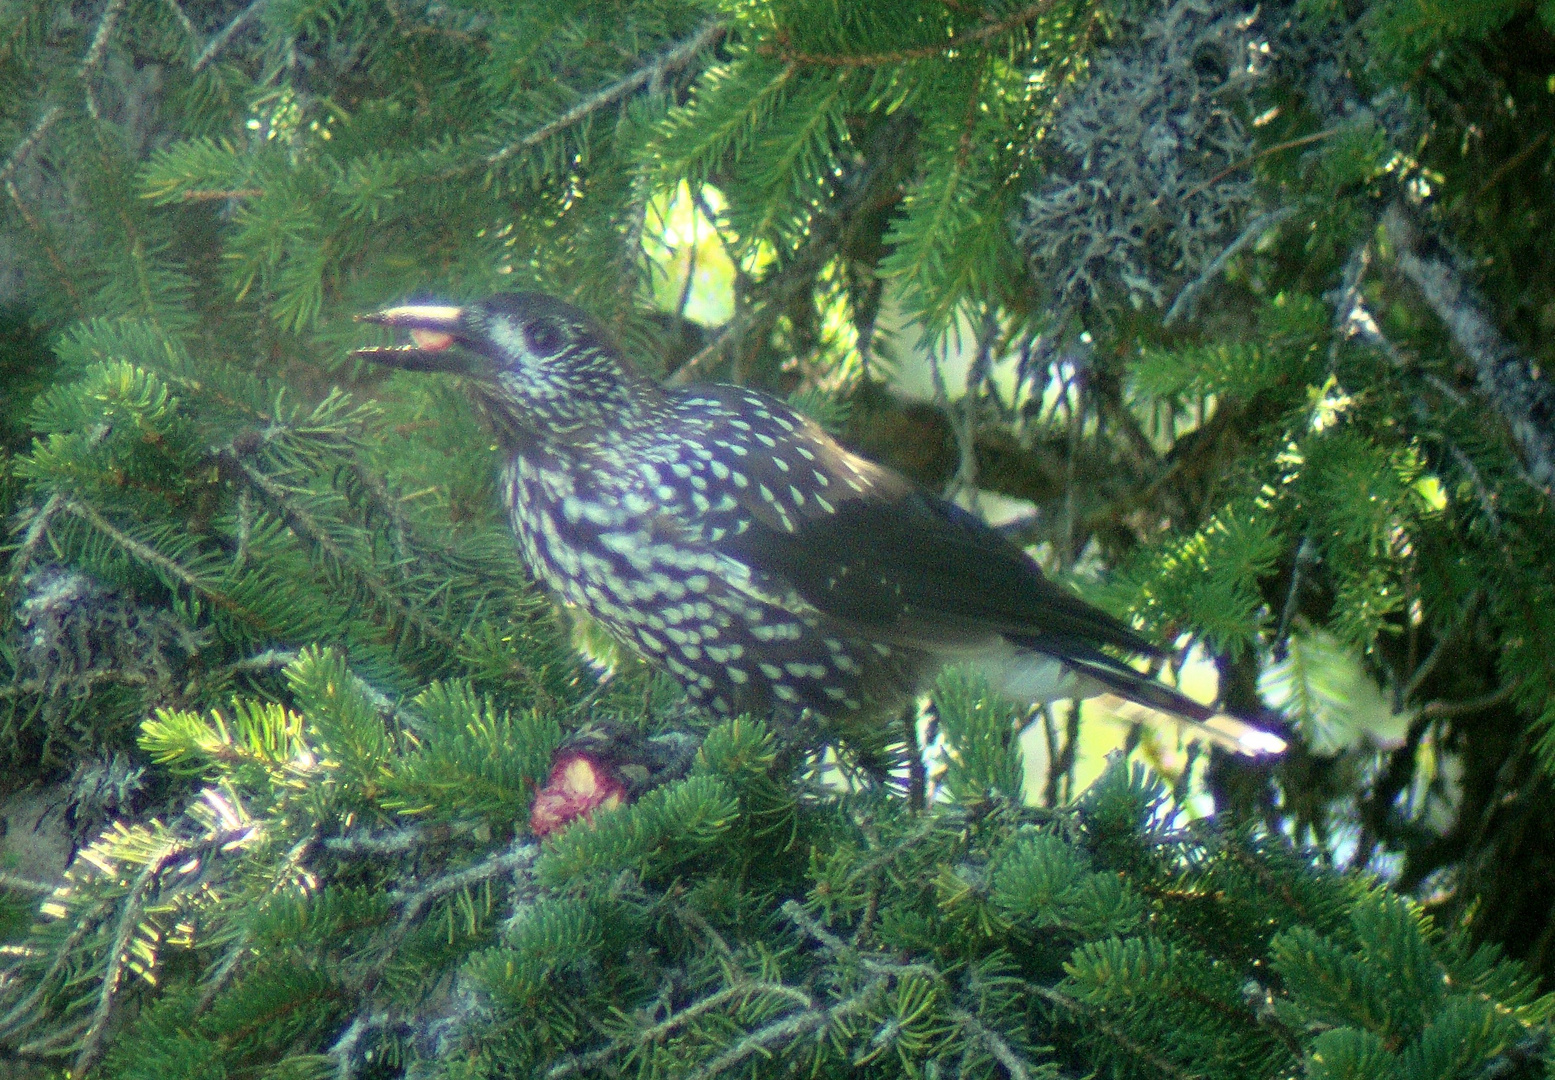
[
  {"left": 1, "top": 0, "right": 1554, "bottom": 1074},
  {"left": 9, "top": 650, "right": 1552, "bottom": 1079}
]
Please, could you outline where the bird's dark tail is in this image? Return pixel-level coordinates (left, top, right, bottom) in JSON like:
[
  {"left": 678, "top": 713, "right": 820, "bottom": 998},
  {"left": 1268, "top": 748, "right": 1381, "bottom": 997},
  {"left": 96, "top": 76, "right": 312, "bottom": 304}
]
[{"left": 1063, "top": 655, "right": 1287, "bottom": 756}]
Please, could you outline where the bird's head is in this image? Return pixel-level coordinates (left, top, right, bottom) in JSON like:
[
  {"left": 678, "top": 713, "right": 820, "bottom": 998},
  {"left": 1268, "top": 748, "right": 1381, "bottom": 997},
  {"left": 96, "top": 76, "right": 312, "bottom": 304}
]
[{"left": 355, "top": 292, "right": 649, "bottom": 442}]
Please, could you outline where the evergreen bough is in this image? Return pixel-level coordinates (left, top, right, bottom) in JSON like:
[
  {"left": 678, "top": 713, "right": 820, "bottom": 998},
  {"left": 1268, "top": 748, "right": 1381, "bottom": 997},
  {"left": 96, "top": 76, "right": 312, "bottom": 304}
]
[
  {"left": 9, "top": 649, "right": 1549, "bottom": 1078},
  {"left": 1, "top": 0, "right": 1554, "bottom": 1072}
]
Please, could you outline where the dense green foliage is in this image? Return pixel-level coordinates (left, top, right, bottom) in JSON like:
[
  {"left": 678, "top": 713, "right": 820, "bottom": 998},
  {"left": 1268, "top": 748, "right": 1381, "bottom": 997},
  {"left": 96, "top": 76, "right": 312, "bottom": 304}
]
[
  {"left": 1, "top": 0, "right": 1554, "bottom": 1074},
  {"left": 21, "top": 650, "right": 1555, "bottom": 1079}
]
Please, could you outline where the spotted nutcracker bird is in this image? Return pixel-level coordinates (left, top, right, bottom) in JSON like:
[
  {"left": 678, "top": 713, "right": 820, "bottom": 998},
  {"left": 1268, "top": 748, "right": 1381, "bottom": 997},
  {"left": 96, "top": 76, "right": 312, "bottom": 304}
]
[{"left": 357, "top": 293, "right": 1285, "bottom": 758}]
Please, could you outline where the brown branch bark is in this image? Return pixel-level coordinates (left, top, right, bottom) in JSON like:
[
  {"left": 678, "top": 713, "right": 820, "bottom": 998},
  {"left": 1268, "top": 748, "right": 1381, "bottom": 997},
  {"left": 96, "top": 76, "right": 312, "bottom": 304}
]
[{"left": 1383, "top": 204, "right": 1555, "bottom": 506}]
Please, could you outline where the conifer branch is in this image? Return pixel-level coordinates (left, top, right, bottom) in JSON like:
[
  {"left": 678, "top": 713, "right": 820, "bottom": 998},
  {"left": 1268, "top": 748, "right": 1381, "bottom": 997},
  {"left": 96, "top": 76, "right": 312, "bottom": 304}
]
[
  {"left": 0, "top": 106, "right": 61, "bottom": 185},
  {"left": 160, "top": 0, "right": 197, "bottom": 44},
  {"left": 219, "top": 449, "right": 460, "bottom": 651},
  {"left": 0, "top": 901, "right": 108, "bottom": 1040},
  {"left": 71, "top": 825, "right": 247, "bottom": 1078},
  {"left": 58, "top": 498, "right": 265, "bottom": 624},
  {"left": 1163, "top": 206, "right": 1296, "bottom": 326},
  {"left": 376, "top": 844, "right": 540, "bottom": 976},
  {"left": 192, "top": 0, "right": 268, "bottom": 73},
  {"left": 947, "top": 1007, "right": 1036, "bottom": 1080},
  {"left": 755, "top": 0, "right": 1062, "bottom": 67},
  {"left": 1030, "top": 985, "right": 1201, "bottom": 1080},
  {"left": 3, "top": 179, "right": 80, "bottom": 303},
  {"left": 679, "top": 976, "right": 886, "bottom": 1080},
  {"left": 0, "top": 872, "right": 54, "bottom": 894},
  {"left": 1384, "top": 204, "right": 1555, "bottom": 505},
  {"left": 178, "top": 188, "right": 263, "bottom": 201},
  {"left": 3, "top": 492, "right": 63, "bottom": 604},
  {"left": 77, "top": 0, "right": 125, "bottom": 121},
  {"left": 549, "top": 979, "right": 816, "bottom": 1078},
  {"left": 323, "top": 821, "right": 480, "bottom": 856},
  {"left": 487, "top": 22, "right": 727, "bottom": 168}
]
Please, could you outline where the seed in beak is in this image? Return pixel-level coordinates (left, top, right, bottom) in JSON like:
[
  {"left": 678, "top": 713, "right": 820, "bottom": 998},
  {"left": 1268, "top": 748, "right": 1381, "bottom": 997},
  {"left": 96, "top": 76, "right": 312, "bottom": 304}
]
[{"left": 410, "top": 328, "right": 454, "bottom": 351}]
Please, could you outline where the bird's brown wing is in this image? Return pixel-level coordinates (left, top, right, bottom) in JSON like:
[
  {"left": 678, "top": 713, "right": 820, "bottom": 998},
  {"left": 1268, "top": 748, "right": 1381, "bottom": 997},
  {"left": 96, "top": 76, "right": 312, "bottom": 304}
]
[{"left": 671, "top": 385, "right": 1161, "bottom": 660}]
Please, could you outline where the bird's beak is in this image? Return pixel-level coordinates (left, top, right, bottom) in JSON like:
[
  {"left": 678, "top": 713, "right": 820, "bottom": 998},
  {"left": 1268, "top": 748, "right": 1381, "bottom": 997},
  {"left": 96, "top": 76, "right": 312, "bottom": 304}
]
[{"left": 354, "top": 304, "right": 475, "bottom": 372}]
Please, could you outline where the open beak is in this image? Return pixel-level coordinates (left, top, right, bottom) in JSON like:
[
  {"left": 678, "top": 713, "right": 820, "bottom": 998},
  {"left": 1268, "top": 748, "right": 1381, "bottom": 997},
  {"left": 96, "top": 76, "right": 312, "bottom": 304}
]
[{"left": 354, "top": 304, "right": 472, "bottom": 372}]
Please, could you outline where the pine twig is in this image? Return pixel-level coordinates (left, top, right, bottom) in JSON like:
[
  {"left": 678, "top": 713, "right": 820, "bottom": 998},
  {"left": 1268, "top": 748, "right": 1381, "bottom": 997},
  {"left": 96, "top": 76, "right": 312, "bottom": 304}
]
[
  {"left": 756, "top": 0, "right": 1060, "bottom": 67},
  {"left": 1164, "top": 206, "right": 1296, "bottom": 326},
  {"left": 58, "top": 498, "right": 263, "bottom": 625},
  {"left": 78, "top": 0, "right": 126, "bottom": 121},
  {"left": 4, "top": 180, "right": 80, "bottom": 303},
  {"left": 70, "top": 826, "right": 245, "bottom": 1078},
  {"left": 487, "top": 22, "right": 726, "bottom": 167},
  {"left": 160, "top": 0, "right": 197, "bottom": 43},
  {"left": 947, "top": 1007, "right": 1035, "bottom": 1080},
  {"left": 1031, "top": 985, "right": 1202, "bottom": 1080},
  {"left": 0, "top": 872, "right": 55, "bottom": 894},
  {"left": 679, "top": 976, "right": 887, "bottom": 1080},
  {"left": 3, "top": 493, "right": 63, "bottom": 604},
  {"left": 1383, "top": 204, "right": 1555, "bottom": 505},
  {"left": 0, "top": 901, "right": 108, "bottom": 1040},
  {"left": 192, "top": 0, "right": 268, "bottom": 72},
  {"left": 0, "top": 106, "right": 61, "bottom": 185},
  {"left": 218, "top": 449, "right": 460, "bottom": 652}
]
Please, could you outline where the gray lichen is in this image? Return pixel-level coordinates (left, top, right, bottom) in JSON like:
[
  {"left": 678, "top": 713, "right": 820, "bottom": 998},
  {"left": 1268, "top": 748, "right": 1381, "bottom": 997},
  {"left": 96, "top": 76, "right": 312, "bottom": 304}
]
[
  {"left": 1016, "top": 0, "right": 1268, "bottom": 314},
  {"left": 11, "top": 564, "right": 201, "bottom": 700},
  {"left": 5, "top": 564, "right": 206, "bottom": 764}
]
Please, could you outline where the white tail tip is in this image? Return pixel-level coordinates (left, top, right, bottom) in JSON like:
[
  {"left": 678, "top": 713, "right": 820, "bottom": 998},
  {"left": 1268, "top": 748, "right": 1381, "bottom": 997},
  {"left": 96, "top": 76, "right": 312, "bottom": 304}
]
[{"left": 1095, "top": 695, "right": 1287, "bottom": 756}]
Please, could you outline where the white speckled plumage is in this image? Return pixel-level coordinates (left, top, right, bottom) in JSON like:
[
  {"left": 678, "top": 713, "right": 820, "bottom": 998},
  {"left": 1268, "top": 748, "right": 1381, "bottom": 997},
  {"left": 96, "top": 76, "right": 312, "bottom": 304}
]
[{"left": 357, "top": 294, "right": 1287, "bottom": 755}]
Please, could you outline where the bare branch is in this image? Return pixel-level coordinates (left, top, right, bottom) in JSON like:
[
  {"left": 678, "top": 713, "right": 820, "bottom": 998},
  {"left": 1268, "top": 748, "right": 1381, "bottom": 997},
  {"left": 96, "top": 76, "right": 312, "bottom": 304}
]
[
  {"left": 756, "top": 0, "right": 1059, "bottom": 67},
  {"left": 487, "top": 22, "right": 726, "bottom": 168},
  {"left": 948, "top": 1007, "right": 1036, "bottom": 1080},
  {"left": 78, "top": 0, "right": 126, "bottom": 121},
  {"left": 1384, "top": 204, "right": 1555, "bottom": 506},
  {"left": 4, "top": 493, "right": 63, "bottom": 605},
  {"left": 1163, "top": 206, "right": 1295, "bottom": 326},
  {"left": 0, "top": 106, "right": 62, "bottom": 186},
  {"left": 1419, "top": 684, "right": 1514, "bottom": 721},
  {"left": 193, "top": 0, "right": 268, "bottom": 72}
]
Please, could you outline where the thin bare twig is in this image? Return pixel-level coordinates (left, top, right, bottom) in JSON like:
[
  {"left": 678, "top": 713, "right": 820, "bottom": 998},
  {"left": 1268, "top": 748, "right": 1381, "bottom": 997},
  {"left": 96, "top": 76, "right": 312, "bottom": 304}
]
[
  {"left": 756, "top": 0, "right": 1059, "bottom": 67},
  {"left": 4, "top": 493, "right": 64, "bottom": 604},
  {"left": 0, "top": 106, "right": 62, "bottom": 185},
  {"left": 78, "top": 0, "right": 126, "bottom": 121},
  {"left": 193, "top": 0, "right": 268, "bottom": 72},
  {"left": 948, "top": 1007, "right": 1035, "bottom": 1080},
  {"left": 1181, "top": 129, "right": 1338, "bottom": 201},
  {"left": 1419, "top": 683, "right": 1514, "bottom": 721},
  {"left": 488, "top": 22, "right": 726, "bottom": 167},
  {"left": 1163, "top": 206, "right": 1296, "bottom": 326},
  {"left": 1384, "top": 204, "right": 1555, "bottom": 505}
]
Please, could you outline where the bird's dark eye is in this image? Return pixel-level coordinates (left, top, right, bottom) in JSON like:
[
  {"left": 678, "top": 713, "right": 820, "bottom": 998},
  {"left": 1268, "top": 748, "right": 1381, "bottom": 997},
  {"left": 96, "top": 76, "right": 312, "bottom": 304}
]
[{"left": 524, "top": 320, "right": 563, "bottom": 357}]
